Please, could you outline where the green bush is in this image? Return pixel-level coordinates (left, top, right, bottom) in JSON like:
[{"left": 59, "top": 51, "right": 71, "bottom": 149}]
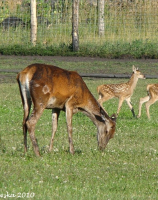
[{"left": 1, "top": 40, "right": 158, "bottom": 58}]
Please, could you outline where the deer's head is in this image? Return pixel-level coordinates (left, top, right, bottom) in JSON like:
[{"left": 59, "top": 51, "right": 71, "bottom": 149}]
[
  {"left": 97, "top": 110, "right": 116, "bottom": 150},
  {"left": 133, "top": 65, "right": 146, "bottom": 79}
]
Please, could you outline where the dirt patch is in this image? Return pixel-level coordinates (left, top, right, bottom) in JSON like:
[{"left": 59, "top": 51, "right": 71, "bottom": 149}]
[
  {"left": 1, "top": 55, "right": 158, "bottom": 83},
  {"left": 0, "top": 73, "right": 17, "bottom": 83},
  {"left": 2, "top": 55, "right": 158, "bottom": 63}
]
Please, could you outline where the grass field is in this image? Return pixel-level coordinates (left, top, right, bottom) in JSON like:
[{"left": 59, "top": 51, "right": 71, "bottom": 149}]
[{"left": 0, "top": 57, "right": 158, "bottom": 199}]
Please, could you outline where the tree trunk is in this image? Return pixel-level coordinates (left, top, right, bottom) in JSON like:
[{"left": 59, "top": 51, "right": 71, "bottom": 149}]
[
  {"left": 98, "top": 0, "right": 105, "bottom": 37},
  {"left": 30, "top": 0, "right": 37, "bottom": 46},
  {"left": 72, "top": 0, "right": 79, "bottom": 51}
]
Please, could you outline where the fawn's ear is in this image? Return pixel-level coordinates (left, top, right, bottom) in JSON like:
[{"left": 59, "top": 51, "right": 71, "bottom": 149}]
[{"left": 132, "top": 65, "right": 136, "bottom": 73}]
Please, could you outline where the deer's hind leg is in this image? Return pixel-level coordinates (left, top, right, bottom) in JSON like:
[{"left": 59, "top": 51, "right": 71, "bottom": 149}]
[
  {"left": 26, "top": 105, "right": 45, "bottom": 156},
  {"left": 23, "top": 98, "right": 32, "bottom": 153},
  {"left": 137, "top": 96, "right": 150, "bottom": 118},
  {"left": 98, "top": 94, "right": 113, "bottom": 107},
  {"left": 49, "top": 108, "right": 60, "bottom": 152},
  {"left": 117, "top": 97, "right": 125, "bottom": 116},
  {"left": 145, "top": 96, "right": 158, "bottom": 119}
]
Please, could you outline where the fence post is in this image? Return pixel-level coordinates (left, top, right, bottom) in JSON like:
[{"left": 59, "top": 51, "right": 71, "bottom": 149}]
[
  {"left": 72, "top": 0, "right": 79, "bottom": 51},
  {"left": 30, "top": 0, "right": 37, "bottom": 46},
  {"left": 98, "top": 0, "right": 105, "bottom": 36}
]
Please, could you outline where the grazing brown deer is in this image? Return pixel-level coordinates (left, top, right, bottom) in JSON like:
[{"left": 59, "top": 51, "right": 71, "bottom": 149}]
[
  {"left": 97, "top": 65, "right": 145, "bottom": 117},
  {"left": 137, "top": 84, "right": 158, "bottom": 119},
  {"left": 17, "top": 63, "right": 116, "bottom": 156}
]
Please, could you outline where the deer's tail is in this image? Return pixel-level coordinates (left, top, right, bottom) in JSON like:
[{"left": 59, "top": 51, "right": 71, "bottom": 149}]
[
  {"left": 17, "top": 72, "right": 32, "bottom": 146},
  {"left": 146, "top": 84, "right": 152, "bottom": 96}
]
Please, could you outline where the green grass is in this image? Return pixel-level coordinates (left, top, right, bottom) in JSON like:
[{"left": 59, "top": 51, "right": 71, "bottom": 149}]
[{"left": 0, "top": 74, "right": 158, "bottom": 199}]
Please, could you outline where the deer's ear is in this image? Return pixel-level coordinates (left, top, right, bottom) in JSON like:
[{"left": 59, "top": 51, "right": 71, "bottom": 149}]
[
  {"left": 132, "top": 65, "right": 136, "bottom": 73},
  {"left": 100, "top": 107, "right": 108, "bottom": 122},
  {"left": 110, "top": 113, "right": 117, "bottom": 122}
]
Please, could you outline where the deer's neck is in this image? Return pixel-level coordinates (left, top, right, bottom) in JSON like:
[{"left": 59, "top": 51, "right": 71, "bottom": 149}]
[
  {"left": 128, "top": 73, "right": 139, "bottom": 91},
  {"left": 80, "top": 95, "right": 109, "bottom": 127}
]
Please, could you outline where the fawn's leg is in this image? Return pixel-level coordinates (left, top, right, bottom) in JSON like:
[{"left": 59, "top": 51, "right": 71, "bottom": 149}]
[
  {"left": 137, "top": 96, "right": 149, "bottom": 118},
  {"left": 126, "top": 97, "right": 135, "bottom": 117},
  {"left": 145, "top": 97, "right": 158, "bottom": 119}
]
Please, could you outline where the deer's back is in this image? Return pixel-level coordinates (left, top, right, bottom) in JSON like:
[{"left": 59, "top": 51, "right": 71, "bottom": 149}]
[
  {"left": 17, "top": 63, "right": 95, "bottom": 109},
  {"left": 98, "top": 83, "right": 132, "bottom": 98},
  {"left": 147, "top": 84, "right": 158, "bottom": 96}
]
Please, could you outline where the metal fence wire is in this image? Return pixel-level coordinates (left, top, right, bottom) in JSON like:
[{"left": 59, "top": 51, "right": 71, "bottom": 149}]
[{"left": 0, "top": 0, "right": 158, "bottom": 47}]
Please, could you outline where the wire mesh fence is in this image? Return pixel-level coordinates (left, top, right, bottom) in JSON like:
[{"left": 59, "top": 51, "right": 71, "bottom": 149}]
[{"left": 0, "top": 0, "right": 158, "bottom": 48}]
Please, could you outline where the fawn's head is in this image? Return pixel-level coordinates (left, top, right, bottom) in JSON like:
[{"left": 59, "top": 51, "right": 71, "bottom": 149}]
[{"left": 133, "top": 65, "right": 145, "bottom": 79}]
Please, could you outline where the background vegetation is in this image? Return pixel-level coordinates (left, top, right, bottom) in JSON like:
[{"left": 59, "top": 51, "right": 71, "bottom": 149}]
[
  {"left": 0, "top": 0, "right": 158, "bottom": 58},
  {"left": 0, "top": 56, "right": 158, "bottom": 199}
]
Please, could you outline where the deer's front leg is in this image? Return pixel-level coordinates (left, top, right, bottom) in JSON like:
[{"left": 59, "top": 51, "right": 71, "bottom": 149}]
[
  {"left": 126, "top": 98, "right": 135, "bottom": 117},
  {"left": 66, "top": 107, "right": 74, "bottom": 154},
  {"left": 49, "top": 109, "right": 60, "bottom": 152}
]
